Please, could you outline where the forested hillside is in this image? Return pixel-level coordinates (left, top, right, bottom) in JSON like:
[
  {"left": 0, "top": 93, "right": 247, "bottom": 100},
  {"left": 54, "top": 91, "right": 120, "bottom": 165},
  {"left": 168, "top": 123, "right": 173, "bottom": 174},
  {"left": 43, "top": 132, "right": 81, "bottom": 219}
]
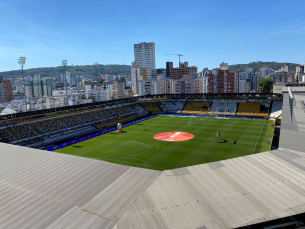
[
  {"left": 0, "top": 64, "right": 131, "bottom": 78},
  {"left": 228, "top": 61, "right": 299, "bottom": 72},
  {"left": 0, "top": 61, "right": 300, "bottom": 78}
]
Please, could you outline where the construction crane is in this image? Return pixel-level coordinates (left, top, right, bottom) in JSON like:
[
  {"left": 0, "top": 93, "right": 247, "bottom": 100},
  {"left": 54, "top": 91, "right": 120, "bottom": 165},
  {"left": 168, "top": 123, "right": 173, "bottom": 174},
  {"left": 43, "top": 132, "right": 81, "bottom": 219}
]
[{"left": 164, "top": 53, "right": 183, "bottom": 64}]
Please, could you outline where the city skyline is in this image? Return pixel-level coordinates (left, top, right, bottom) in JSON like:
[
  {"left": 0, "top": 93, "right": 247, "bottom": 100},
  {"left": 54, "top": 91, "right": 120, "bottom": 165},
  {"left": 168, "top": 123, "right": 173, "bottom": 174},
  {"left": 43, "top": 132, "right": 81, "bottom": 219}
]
[{"left": 1, "top": 0, "right": 305, "bottom": 72}]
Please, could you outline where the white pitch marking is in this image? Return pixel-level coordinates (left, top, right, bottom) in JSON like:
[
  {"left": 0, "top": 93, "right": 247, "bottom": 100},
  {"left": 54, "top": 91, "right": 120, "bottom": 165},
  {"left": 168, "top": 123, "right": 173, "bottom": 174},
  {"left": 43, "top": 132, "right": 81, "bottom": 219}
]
[
  {"left": 129, "top": 140, "right": 151, "bottom": 148},
  {"left": 252, "top": 120, "right": 266, "bottom": 155},
  {"left": 119, "top": 157, "right": 148, "bottom": 166},
  {"left": 188, "top": 117, "right": 192, "bottom": 126}
]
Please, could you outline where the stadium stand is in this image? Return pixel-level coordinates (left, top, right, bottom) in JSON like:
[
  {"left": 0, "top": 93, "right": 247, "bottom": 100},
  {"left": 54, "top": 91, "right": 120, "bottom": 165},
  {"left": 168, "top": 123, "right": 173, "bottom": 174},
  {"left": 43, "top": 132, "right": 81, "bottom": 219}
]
[
  {"left": 236, "top": 102, "right": 268, "bottom": 117},
  {"left": 126, "top": 103, "right": 148, "bottom": 116},
  {"left": 225, "top": 99, "right": 237, "bottom": 115},
  {"left": 160, "top": 101, "right": 185, "bottom": 113},
  {"left": 140, "top": 102, "right": 162, "bottom": 113},
  {"left": 208, "top": 100, "right": 219, "bottom": 113},
  {"left": 0, "top": 94, "right": 282, "bottom": 147},
  {"left": 24, "top": 125, "right": 98, "bottom": 148},
  {"left": 216, "top": 100, "right": 228, "bottom": 114},
  {"left": 270, "top": 100, "right": 283, "bottom": 118},
  {"left": 182, "top": 101, "right": 211, "bottom": 114},
  {"left": 0, "top": 105, "right": 142, "bottom": 145}
]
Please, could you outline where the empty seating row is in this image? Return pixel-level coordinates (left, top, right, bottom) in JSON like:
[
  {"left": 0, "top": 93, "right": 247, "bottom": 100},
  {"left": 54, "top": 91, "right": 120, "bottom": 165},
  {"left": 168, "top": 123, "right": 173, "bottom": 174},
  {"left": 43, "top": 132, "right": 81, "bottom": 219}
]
[
  {"left": 182, "top": 102, "right": 211, "bottom": 114},
  {"left": 236, "top": 102, "right": 268, "bottom": 117},
  {"left": 270, "top": 101, "right": 282, "bottom": 118},
  {"left": 160, "top": 101, "right": 185, "bottom": 113},
  {"left": 140, "top": 102, "right": 162, "bottom": 113},
  {"left": 208, "top": 100, "right": 219, "bottom": 113},
  {"left": 225, "top": 100, "right": 237, "bottom": 115},
  {"left": 216, "top": 100, "right": 228, "bottom": 114}
]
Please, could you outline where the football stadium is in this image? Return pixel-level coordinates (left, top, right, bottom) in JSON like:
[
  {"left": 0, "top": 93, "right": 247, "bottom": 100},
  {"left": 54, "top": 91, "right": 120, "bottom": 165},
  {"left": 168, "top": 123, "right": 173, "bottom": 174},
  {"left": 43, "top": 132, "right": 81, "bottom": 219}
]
[{"left": 1, "top": 91, "right": 305, "bottom": 228}]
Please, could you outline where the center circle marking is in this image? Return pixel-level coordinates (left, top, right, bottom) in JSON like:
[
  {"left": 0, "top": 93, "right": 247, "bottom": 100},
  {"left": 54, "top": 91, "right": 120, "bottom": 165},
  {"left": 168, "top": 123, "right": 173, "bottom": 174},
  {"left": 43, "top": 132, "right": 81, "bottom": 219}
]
[{"left": 153, "top": 132, "right": 194, "bottom": 142}]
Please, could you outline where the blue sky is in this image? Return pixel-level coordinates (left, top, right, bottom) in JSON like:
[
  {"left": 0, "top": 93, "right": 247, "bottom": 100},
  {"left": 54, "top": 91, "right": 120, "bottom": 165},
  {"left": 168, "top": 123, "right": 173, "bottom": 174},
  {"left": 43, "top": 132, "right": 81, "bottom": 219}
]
[{"left": 0, "top": 0, "right": 304, "bottom": 72}]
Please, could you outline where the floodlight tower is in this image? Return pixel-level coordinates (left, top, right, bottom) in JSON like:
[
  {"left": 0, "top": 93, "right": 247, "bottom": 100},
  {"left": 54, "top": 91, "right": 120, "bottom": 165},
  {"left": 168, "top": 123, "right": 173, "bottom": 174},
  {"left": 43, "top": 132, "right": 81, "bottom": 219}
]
[
  {"left": 62, "top": 59, "right": 68, "bottom": 106},
  {"left": 18, "top": 57, "right": 27, "bottom": 110},
  {"left": 94, "top": 62, "right": 99, "bottom": 85}
]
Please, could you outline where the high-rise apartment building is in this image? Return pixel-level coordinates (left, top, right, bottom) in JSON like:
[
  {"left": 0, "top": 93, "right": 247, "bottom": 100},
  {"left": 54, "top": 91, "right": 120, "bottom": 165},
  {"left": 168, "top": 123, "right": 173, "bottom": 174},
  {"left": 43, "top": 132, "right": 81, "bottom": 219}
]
[
  {"left": 137, "top": 80, "right": 158, "bottom": 96},
  {"left": 134, "top": 42, "right": 155, "bottom": 78},
  {"left": 131, "top": 62, "right": 147, "bottom": 95},
  {"left": 113, "top": 79, "right": 125, "bottom": 99},
  {"left": 236, "top": 68, "right": 258, "bottom": 93},
  {"left": 0, "top": 76, "right": 14, "bottom": 103},
  {"left": 24, "top": 76, "right": 51, "bottom": 98},
  {"left": 207, "top": 64, "right": 235, "bottom": 93},
  {"left": 198, "top": 68, "right": 209, "bottom": 93}
]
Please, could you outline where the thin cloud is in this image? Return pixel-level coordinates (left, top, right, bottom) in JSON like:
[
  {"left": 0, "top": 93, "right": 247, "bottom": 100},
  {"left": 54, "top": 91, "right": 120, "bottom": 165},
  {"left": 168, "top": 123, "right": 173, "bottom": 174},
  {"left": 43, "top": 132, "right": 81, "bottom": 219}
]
[{"left": 257, "top": 26, "right": 305, "bottom": 42}]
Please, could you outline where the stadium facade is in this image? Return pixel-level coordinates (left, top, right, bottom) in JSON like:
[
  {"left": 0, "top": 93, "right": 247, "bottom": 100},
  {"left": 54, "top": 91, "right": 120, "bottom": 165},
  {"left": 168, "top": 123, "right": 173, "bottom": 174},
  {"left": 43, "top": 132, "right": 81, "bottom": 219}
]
[{"left": 0, "top": 92, "right": 305, "bottom": 228}]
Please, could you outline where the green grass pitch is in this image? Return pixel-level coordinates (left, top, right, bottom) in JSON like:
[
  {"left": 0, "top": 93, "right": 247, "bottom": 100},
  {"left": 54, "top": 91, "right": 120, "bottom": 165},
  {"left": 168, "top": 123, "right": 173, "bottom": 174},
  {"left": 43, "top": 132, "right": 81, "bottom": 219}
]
[{"left": 55, "top": 116, "right": 274, "bottom": 170}]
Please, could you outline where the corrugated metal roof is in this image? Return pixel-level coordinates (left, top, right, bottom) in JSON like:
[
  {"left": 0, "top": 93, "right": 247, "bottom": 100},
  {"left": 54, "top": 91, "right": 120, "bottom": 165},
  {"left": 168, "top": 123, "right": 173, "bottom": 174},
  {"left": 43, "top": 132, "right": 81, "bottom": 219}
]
[
  {"left": 116, "top": 149, "right": 305, "bottom": 229},
  {"left": 0, "top": 144, "right": 161, "bottom": 228},
  {"left": 1, "top": 93, "right": 305, "bottom": 228}
]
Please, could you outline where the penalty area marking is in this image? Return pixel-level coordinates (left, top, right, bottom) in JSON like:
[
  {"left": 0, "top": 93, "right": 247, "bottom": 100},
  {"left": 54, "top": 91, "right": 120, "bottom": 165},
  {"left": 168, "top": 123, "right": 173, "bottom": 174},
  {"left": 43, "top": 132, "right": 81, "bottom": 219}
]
[
  {"left": 119, "top": 157, "right": 148, "bottom": 166},
  {"left": 129, "top": 140, "right": 151, "bottom": 148},
  {"left": 252, "top": 120, "right": 266, "bottom": 155},
  {"left": 188, "top": 117, "right": 192, "bottom": 126},
  {"left": 109, "top": 158, "right": 165, "bottom": 170}
]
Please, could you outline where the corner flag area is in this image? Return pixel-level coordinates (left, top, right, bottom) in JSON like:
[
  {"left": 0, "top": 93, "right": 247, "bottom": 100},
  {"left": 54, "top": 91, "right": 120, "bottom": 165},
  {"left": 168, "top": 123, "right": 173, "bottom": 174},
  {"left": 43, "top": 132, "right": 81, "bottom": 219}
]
[{"left": 56, "top": 116, "right": 274, "bottom": 170}]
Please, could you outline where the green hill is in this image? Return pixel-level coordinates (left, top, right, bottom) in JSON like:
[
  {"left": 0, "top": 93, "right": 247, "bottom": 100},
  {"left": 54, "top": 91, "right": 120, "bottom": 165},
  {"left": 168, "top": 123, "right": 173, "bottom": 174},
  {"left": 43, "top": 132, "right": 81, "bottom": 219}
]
[
  {"left": 0, "top": 64, "right": 131, "bottom": 78},
  {"left": 228, "top": 61, "right": 299, "bottom": 72},
  {"left": 0, "top": 61, "right": 300, "bottom": 78}
]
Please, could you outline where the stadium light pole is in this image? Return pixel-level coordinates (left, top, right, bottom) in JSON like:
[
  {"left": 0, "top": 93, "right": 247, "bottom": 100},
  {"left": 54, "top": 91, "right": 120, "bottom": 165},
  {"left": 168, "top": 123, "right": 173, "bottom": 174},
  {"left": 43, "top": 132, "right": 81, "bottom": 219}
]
[
  {"left": 18, "top": 57, "right": 27, "bottom": 111},
  {"left": 62, "top": 60, "right": 68, "bottom": 106},
  {"left": 94, "top": 62, "right": 99, "bottom": 85}
]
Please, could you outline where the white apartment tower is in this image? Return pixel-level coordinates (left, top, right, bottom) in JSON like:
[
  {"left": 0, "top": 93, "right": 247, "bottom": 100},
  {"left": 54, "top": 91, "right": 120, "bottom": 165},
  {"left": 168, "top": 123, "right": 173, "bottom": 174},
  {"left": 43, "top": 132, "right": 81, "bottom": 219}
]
[
  {"left": 134, "top": 42, "right": 155, "bottom": 78},
  {"left": 131, "top": 62, "right": 147, "bottom": 95}
]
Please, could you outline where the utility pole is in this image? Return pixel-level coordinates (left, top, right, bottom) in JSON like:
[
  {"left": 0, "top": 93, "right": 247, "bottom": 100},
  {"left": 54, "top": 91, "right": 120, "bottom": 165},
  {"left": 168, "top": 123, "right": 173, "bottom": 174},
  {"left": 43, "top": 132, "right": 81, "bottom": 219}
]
[
  {"left": 62, "top": 60, "right": 68, "bottom": 106},
  {"left": 18, "top": 57, "right": 26, "bottom": 111}
]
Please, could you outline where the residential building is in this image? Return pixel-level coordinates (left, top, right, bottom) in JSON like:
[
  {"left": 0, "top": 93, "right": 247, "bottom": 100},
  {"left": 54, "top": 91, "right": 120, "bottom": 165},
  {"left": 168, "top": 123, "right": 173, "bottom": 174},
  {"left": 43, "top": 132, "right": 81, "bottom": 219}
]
[
  {"left": 295, "top": 63, "right": 305, "bottom": 83},
  {"left": 220, "top": 62, "right": 229, "bottom": 70},
  {"left": 24, "top": 76, "right": 51, "bottom": 98},
  {"left": 207, "top": 64, "right": 235, "bottom": 93},
  {"left": 137, "top": 80, "right": 158, "bottom": 96},
  {"left": 172, "top": 75, "right": 200, "bottom": 94},
  {"left": 131, "top": 62, "right": 147, "bottom": 95},
  {"left": 134, "top": 42, "right": 155, "bottom": 77},
  {"left": 198, "top": 68, "right": 209, "bottom": 93},
  {"left": 0, "top": 76, "right": 14, "bottom": 103},
  {"left": 260, "top": 68, "right": 274, "bottom": 79},
  {"left": 237, "top": 68, "right": 258, "bottom": 93},
  {"left": 105, "top": 74, "right": 116, "bottom": 81},
  {"left": 113, "top": 79, "right": 125, "bottom": 99},
  {"left": 156, "top": 75, "right": 170, "bottom": 94},
  {"left": 167, "top": 62, "right": 197, "bottom": 80},
  {"left": 239, "top": 80, "right": 250, "bottom": 93},
  {"left": 268, "top": 65, "right": 294, "bottom": 84}
]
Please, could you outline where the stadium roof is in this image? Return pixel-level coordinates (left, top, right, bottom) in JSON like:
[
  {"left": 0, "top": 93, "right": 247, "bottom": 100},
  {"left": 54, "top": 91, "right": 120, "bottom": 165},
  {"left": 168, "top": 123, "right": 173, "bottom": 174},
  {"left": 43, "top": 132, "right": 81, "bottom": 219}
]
[{"left": 0, "top": 94, "right": 305, "bottom": 228}]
